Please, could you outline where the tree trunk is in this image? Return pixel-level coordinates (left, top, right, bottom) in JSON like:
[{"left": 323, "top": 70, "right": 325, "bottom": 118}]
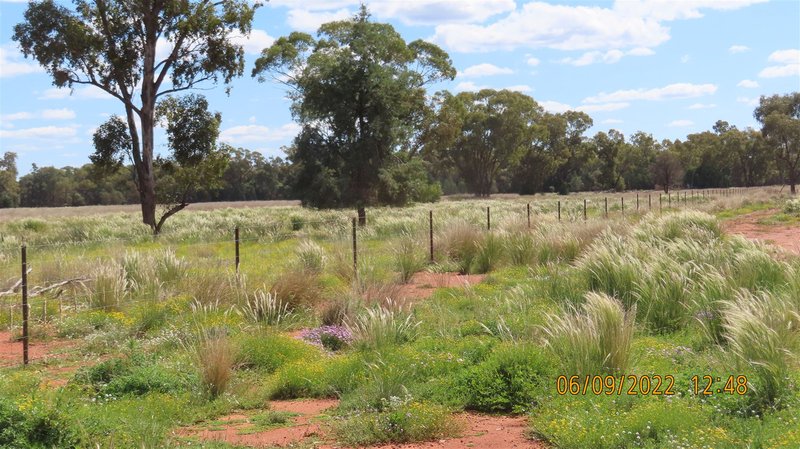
[{"left": 357, "top": 206, "right": 366, "bottom": 226}]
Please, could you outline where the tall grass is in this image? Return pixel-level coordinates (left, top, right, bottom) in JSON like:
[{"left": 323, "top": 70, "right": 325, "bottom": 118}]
[
  {"left": 542, "top": 292, "right": 636, "bottom": 374},
  {"left": 722, "top": 291, "right": 800, "bottom": 409},
  {"left": 295, "top": 240, "right": 327, "bottom": 274},
  {"left": 347, "top": 300, "right": 421, "bottom": 350},
  {"left": 393, "top": 233, "right": 425, "bottom": 283},
  {"left": 197, "top": 330, "right": 235, "bottom": 398},
  {"left": 239, "top": 289, "right": 293, "bottom": 325},
  {"left": 90, "top": 264, "right": 128, "bottom": 311}
]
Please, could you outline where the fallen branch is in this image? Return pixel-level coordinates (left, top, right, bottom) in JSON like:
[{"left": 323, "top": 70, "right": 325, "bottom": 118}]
[
  {"left": 30, "top": 277, "right": 90, "bottom": 297},
  {"left": 0, "top": 273, "right": 88, "bottom": 298},
  {"left": 0, "top": 269, "right": 31, "bottom": 297}
]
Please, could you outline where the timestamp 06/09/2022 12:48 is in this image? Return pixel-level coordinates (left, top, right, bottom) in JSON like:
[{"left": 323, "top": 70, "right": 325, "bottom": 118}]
[{"left": 555, "top": 374, "right": 749, "bottom": 396}]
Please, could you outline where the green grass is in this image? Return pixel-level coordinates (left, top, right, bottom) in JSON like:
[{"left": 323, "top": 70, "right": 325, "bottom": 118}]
[{"left": 0, "top": 189, "right": 797, "bottom": 448}]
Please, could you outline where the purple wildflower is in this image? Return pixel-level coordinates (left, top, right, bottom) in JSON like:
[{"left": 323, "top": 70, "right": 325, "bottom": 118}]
[{"left": 300, "top": 325, "right": 353, "bottom": 351}]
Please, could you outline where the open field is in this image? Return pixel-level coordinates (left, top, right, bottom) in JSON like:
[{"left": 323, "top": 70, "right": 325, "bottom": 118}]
[{"left": 1, "top": 187, "right": 799, "bottom": 448}]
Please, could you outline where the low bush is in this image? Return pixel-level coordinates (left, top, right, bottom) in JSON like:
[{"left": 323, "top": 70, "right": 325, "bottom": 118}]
[
  {"left": 457, "top": 343, "right": 552, "bottom": 413},
  {"left": 236, "top": 332, "right": 321, "bottom": 372},
  {"left": 331, "top": 399, "right": 457, "bottom": 446}
]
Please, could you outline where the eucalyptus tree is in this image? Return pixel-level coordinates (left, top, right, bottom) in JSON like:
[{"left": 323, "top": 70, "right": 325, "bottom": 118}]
[
  {"left": 755, "top": 93, "right": 800, "bottom": 194},
  {"left": 13, "top": 0, "right": 259, "bottom": 232},
  {"left": 252, "top": 6, "right": 455, "bottom": 224},
  {"left": 425, "top": 89, "right": 544, "bottom": 197}
]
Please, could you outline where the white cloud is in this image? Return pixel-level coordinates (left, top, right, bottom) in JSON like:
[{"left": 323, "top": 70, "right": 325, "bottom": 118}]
[
  {"left": 1, "top": 109, "right": 77, "bottom": 121},
  {"left": 219, "top": 123, "right": 301, "bottom": 145},
  {"left": 584, "top": 83, "right": 717, "bottom": 103},
  {"left": 578, "top": 102, "right": 630, "bottom": 113},
  {"left": 759, "top": 49, "right": 800, "bottom": 78},
  {"left": 0, "top": 44, "right": 43, "bottom": 78},
  {"left": 728, "top": 45, "right": 749, "bottom": 54},
  {"left": 41, "top": 108, "right": 77, "bottom": 120},
  {"left": 526, "top": 57, "right": 540, "bottom": 66},
  {"left": 370, "top": 0, "right": 516, "bottom": 26},
  {"left": 229, "top": 29, "right": 275, "bottom": 55},
  {"left": 539, "top": 100, "right": 572, "bottom": 114},
  {"left": 768, "top": 49, "right": 800, "bottom": 64},
  {"left": 287, "top": 8, "right": 352, "bottom": 32},
  {"left": 737, "top": 96, "right": 759, "bottom": 106},
  {"left": 668, "top": 119, "right": 693, "bottom": 127},
  {"left": 680, "top": 54, "right": 691, "bottom": 63},
  {"left": 454, "top": 81, "right": 488, "bottom": 92},
  {"left": 432, "top": 1, "right": 763, "bottom": 53},
  {"left": 538, "top": 100, "right": 629, "bottom": 114},
  {"left": 737, "top": 79, "right": 759, "bottom": 88},
  {"left": 0, "top": 126, "right": 78, "bottom": 140},
  {"left": 602, "top": 119, "right": 624, "bottom": 124},
  {"left": 0, "top": 112, "right": 34, "bottom": 121},
  {"left": 505, "top": 85, "right": 532, "bottom": 93},
  {"left": 273, "top": 0, "right": 515, "bottom": 26},
  {"left": 460, "top": 63, "right": 514, "bottom": 77},
  {"left": 559, "top": 47, "right": 654, "bottom": 66},
  {"left": 688, "top": 103, "right": 717, "bottom": 109}
]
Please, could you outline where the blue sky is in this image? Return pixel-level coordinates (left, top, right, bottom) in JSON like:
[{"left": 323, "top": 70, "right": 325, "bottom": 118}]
[{"left": 1, "top": 0, "right": 799, "bottom": 176}]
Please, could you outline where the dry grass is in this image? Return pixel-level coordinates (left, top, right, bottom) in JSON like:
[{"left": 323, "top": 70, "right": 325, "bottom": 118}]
[
  {"left": 198, "top": 332, "right": 235, "bottom": 398},
  {"left": 0, "top": 200, "right": 301, "bottom": 222}
]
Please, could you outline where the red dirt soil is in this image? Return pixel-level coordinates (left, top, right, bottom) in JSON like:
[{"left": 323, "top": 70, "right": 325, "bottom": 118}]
[
  {"left": 397, "top": 272, "right": 486, "bottom": 300},
  {"left": 343, "top": 414, "right": 542, "bottom": 449},
  {"left": 178, "top": 398, "right": 338, "bottom": 447},
  {"left": 723, "top": 210, "right": 800, "bottom": 255},
  {"left": 0, "top": 331, "right": 76, "bottom": 368},
  {"left": 180, "top": 398, "right": 542, "bottom": 449}
]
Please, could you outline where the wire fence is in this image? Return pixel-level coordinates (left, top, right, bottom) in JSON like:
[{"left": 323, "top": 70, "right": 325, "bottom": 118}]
[{"left": 0, "top": 187, "right": 759, "bottom": 368}]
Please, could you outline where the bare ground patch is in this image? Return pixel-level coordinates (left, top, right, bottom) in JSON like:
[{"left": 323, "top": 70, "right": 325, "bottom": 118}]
[{"left": 724, "top": 209, "right": 800, "bottom": 255}]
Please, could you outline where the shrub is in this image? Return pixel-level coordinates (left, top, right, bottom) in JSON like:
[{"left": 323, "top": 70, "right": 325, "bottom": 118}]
[
  {"left": 542, "top": 292, "right": 636, "bottom": 374},
  {"left": 331, "top": 400, "right": 456, "bottom": 446},
  {"left": 0, "top": 397, "right": 77, "bottom": 448},
  {"left": 457, "top": 344, "right": 552, "bottom": 413},
  {"left": 236, "top": 332, "right": 321, "bottom": 372},
  {"left": 269, "top": 359, "right": 327, "bottom": 399},
  {"left": 783, "top": 198, "right": 800, "bottom": 214}
]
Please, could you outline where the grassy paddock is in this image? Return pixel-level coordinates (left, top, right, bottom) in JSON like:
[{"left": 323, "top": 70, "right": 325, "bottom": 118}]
[{"left": 0, "top": 186, "right": 798, "bottom": 448}]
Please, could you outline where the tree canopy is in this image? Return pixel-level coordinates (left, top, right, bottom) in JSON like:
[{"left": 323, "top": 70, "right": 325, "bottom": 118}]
[
  {"left": 252, "top": 6, "right": 455, "bottom": 222},
  {"left": 755, "top": 93, "right": 800, "bottom": 194},
  {"left": 13, "top": 0, "right": 259, "bottom": 232}
]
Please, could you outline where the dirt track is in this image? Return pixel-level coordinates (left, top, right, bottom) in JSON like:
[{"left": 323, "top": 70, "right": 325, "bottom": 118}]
[{"left": 723, "top": 210, "right": 800, "bottom": 255}]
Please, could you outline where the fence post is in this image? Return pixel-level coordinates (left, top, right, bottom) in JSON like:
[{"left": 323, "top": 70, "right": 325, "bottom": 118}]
[
  {"left": 557, "top": 200, "right": 561, "bottom": 222},
  {"left": 648, "top": 194, "right": 651, "bottom": 210},
  {"left": 583, "top": 199, "right": 587, "bottom": 221},
  {"left": 352, "top": 217, "right": 358, "bottom": 279},
  {"left": 429, "top": 210, "right": 434, "bottom": 264},
  {"left": 659, "top": 194, "right": 663, "bottom": 214},
  {"left": 668, "top": 192, "right": 672, "bottom": 208},
  {"left": 621, "top": 197, "right": 625, "bottom": 216},
  {"left": 486, "top": 206, "right": 491, "bottom": 231},
  {"left": 234, "top": 226, "right": 240, "bottom": 274},
  {"left": 21, "top": 244, "right": 28, "bottom": 366},
  {"left": 527, "top": 203, "right": 531, "bottom": 228},
  {"left": 637, "top": 193, "right": 640, "bottom": 211},
  {"left": 604, "top": 197, "right": 608, "bottom": 218}
]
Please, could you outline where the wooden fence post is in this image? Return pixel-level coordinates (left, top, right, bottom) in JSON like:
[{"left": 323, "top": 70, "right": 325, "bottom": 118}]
[
  {"left": 21, "top": 244, "right": 28, "bottom": 366},
  {"left": 429, "top": 210, "right": 434, "bottom": 264},
  {"left": 234, "top": 226, "right": 240, "bottom": 274}
]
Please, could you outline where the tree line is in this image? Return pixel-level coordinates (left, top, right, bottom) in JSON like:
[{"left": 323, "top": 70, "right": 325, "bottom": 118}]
[{"left": 3, "top": 2, "right": 798, "bottom": 231}]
